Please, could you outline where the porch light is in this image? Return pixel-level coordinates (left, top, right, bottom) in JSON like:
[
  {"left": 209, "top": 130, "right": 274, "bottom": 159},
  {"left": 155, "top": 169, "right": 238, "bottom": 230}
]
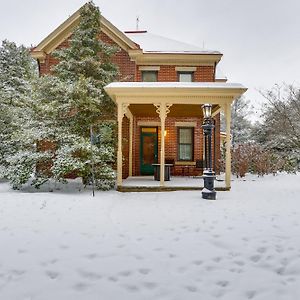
[
  {"left": 202, "top": 104, "right": 212, "bottom": 119},
  {"left": 164, "top": 130, "right": 167, "bottom": 137}
]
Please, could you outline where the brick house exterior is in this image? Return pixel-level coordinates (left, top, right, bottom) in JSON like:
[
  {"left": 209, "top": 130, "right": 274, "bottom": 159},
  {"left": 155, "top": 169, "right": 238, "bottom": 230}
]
[{"left": 31, "top": 5, "right": 246, "bottom": 190}]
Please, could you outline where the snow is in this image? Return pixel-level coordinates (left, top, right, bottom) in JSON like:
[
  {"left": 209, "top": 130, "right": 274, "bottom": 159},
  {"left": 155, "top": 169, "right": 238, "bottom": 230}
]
[
  {"left": 125, "top": 32, "right": 221, "bottom": 55},
  {"left": 0, "top": 173, "right": 300, "bottom": 300},
  {"left": 122, "top": 175, "right": 225, "bottom": 188},
  {"left": 215, "top": 66, "right": 227, "bottom": 81},
  {"left": 105, "top": 81, "right": 246, "bottom": 89}
]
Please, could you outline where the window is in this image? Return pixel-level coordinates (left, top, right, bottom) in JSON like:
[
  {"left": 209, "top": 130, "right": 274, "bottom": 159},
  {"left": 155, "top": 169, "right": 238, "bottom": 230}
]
[
  {"left": 178, "top": 72, "right": 193, "bottom": 82},
  {"left": 178, "top": 127, "right": 194, "bottom": 161},
  {"left": 142, "top": 71, "right": 158, "bottom": 82}
]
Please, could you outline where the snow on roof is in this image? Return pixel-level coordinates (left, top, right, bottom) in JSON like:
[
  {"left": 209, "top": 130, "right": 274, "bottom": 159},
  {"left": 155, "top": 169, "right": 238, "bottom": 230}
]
[
  {"left": 106, "top": 82, "right": 246, "bottom": 89},
  {"left": 125, "top": 31, "right": 221, "bottom": 55},
  {"left": 215, "top": 66, "right": 227, "bottom": 80}
]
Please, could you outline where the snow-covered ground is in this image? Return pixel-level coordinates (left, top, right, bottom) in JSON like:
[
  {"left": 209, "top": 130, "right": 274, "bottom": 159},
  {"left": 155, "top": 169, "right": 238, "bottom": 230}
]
[{"left": 0, "top": 173, "right": 300, "bottom": 300}]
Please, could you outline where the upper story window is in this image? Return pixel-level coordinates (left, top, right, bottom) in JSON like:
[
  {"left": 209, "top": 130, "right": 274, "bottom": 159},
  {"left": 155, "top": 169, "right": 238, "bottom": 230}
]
[
  {"left": 178, "top": 72, "right": 194, "bottom": 82},
  {"left": 142, "top": 71, "right": 158, "bottom": 82}
]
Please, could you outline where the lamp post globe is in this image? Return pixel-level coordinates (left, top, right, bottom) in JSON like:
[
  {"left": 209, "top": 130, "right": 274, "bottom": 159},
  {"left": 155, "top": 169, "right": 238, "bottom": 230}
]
[{"left": 202, "top": 104, "right": 216, "bottom": 200}]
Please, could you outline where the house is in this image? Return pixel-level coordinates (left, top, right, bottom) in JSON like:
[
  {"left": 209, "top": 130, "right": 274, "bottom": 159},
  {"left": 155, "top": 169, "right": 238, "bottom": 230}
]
[{"left": 31, "top": 5, "right": 247, "bottom": 191}]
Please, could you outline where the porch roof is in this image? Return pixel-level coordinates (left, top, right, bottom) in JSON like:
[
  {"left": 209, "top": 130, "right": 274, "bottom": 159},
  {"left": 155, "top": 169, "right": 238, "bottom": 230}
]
[{"left": 104, "top": 82, "right": 247, "bottom": 105}]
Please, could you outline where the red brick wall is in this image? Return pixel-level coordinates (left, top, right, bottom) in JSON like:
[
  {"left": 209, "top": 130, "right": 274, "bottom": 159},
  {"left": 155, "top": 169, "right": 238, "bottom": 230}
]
[
  {"left": 136, "top": 65, "right": 214, "bottom": 82},
  {"left": 36, "top": 29, "right": 220, "bottom": 179},
  {"left": 133, "top": 116, "right": 206, "bottom": 176},
  {"left": 39, "top": 32, "right": 136, "bottom": 81}
]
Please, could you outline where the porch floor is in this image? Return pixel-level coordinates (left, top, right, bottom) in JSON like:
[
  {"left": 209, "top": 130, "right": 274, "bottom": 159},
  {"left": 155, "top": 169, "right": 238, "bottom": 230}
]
[{"left": 119, "top": 175, "right": 229, "bottom": 192}]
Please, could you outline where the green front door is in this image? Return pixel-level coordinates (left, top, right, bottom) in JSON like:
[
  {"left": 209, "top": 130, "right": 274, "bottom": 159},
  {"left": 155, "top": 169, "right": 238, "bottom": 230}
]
[{"left": 140, "top": 128, "right": 158, "bottom": 175}]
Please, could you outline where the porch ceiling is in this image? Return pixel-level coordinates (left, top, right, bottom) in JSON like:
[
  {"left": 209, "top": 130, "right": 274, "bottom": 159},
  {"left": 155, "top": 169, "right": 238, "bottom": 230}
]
[{"left": 129, "top": 104, "right": 219, "bottom": 117}]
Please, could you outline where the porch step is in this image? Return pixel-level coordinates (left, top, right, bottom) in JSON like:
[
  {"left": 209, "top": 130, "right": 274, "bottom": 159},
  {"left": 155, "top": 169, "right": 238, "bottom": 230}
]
[{"left": 117, "top": 186, "right": 230, "bottom": 192}]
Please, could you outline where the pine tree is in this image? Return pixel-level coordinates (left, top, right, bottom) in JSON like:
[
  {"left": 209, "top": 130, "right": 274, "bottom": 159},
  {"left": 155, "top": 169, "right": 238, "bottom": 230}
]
[
  {"left": 0, "top": 40, "right": 37, "bottom": 179},
  {"left": 24, "top": 1, "right": 118, "bottom": 189},
  {"left": 221, "top": 96, "right": 253, "bottom": 146}
]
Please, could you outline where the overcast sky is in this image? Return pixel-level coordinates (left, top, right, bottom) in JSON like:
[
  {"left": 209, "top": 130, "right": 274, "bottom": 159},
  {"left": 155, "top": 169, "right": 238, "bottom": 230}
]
[{"left": 1, "top": 0, "right": 299, "bottom": 119}]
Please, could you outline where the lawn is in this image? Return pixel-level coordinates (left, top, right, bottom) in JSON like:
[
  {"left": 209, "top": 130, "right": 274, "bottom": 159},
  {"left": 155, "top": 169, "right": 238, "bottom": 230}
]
[{"left": 0, "top": 173, "right": 299, "bottom": 300}]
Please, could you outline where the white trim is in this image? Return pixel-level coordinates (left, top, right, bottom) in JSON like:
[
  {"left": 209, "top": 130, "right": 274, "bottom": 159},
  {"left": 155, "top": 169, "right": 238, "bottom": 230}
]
[
  {"left": 175, "top": 121, "right": 197, "bottom": 127},
  {"left": 175, "top": 67, "right": 197, "bottom": 72},
  {"left": 137, "top": 121, "right": 160, "bottom": 127},
  {"left": 138, "top": 66, "right": 160, "bottom": 71}
]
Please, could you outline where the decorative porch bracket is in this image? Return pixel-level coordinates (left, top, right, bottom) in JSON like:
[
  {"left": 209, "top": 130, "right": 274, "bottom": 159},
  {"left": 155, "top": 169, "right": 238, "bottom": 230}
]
[
  {"left": 117, "top": 102, "right": 129, "bottom": 186},
  {"left": 154, "top": 103, "right": 172, "bottom": 186}
]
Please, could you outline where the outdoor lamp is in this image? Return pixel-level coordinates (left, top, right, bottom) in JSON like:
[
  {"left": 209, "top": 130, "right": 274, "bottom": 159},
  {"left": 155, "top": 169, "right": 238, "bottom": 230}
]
[
  {"left": 202, "top": 103, "right": 212, "bottom": 119},
  {"left": 164, "top": 130, "right": 167, "bottom": 137},
  {"left": 201, "top": 103, "right": 216, "bottom": 200}
]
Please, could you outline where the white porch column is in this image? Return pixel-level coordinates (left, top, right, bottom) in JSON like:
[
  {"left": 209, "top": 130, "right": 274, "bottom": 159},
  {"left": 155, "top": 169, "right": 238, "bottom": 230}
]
[
  {"left": 154, "top": 103, "right": 172, "bottom": 187},
  {"left": 224, "top": 103, "right": 232, "bottom": 189},
  {"left": 126, "top": 110, "right": 134, "bottom": 177},
  {"left": 117, "top": 102, "right": 129, "bottom": 187}
]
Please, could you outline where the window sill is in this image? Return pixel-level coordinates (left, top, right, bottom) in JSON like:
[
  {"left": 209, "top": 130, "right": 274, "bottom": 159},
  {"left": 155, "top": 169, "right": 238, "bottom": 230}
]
[{"left": 175, "top": 161, "right": 196, "bottom": 166}]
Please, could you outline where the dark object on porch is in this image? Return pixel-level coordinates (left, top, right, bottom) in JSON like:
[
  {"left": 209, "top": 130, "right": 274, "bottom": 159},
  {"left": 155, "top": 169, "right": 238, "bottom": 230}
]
[
  {"left": 165, "top": 158, "right": 175, "bottom": 175},
  {"left": 152, "top": 164, "right": 173, "bottom": 181},
  {"left": 195, "top": 159, "right": 204, "bottom": 176}
]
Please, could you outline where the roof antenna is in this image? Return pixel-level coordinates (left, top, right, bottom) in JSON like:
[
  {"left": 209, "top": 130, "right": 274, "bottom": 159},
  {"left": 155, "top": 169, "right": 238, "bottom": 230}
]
[
  {"left": 136, "top": 16, "right": 140, "bottom": 31},
  {"left": 202, "top": 40, "right": 205, "bottom": 49}
]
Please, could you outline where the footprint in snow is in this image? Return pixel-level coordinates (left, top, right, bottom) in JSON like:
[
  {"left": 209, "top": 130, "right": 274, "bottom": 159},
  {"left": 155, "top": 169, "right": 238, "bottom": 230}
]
[
  {"left": 245, "top": 290, "right": 257, "bottom": 299},
  {"left": 85, "top": 253, "right": 99, "bottom": 260},
  {"left": 250, "top": 255, "right": 261, "bottom": 263},
  {"left": 192, "top": 260, "right": 203, "bottom": 266},
  {"left": 139, "top": 268, "right": 151, "bottom": 275},
  {"left": 78, "top": 270, "right": 102, "bottom": 280},
  {"left": 185, "top": 285, "right": 198, "bottom": 292},
  {"left": 119, "top": 270, "right": 132, "bottom": 277},
  {"left": 257, "top": 247, "right": 267, "bottom": 254},
  {"left": 212, "top": 257, "right": 222, "bottom": 263},
  {"left": 46, "top": 270, "right": 59, "bottom": 279},
  {"left": 216, "top": 280, "right": 229, "bottom": 287},
  {"left": 142, "top": 281, "right": 157, "bottom": 290},
  {"left": 73, "top": 282, "right": 90, "bottom": 291},
  {"left": 124, "top": 284, "right": 139, "bottom": 292},
  {"left": 107, "top": 276, "right": 118, "bottom": 282}
]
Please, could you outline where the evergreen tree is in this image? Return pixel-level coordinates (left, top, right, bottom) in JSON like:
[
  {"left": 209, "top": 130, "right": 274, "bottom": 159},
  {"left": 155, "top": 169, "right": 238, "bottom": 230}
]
[
  {"left": 0, "top": 40, "right": 37, "bottom": 179},
  {"left": 221, "top": 96, "right": 253, "bottom": 146}
]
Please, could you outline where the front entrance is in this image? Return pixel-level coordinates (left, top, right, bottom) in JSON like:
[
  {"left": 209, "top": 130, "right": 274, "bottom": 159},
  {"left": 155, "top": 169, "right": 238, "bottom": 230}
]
[{"left": 140, "top": 127, "right": 158, "bottom": 175}]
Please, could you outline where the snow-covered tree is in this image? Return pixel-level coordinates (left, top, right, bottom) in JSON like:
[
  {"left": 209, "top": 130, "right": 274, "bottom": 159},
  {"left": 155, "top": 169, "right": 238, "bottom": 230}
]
[
  {"left": 253, "top": 84, "right": 300, "bottom": 171},
  {"left": 221, "top": 96, "right": 253, "bottom": 146},
  {"left": 0, "top": 40, "right": 37, "bottom": 178},
  {"left": 7, "top": 2, "right": 117, "bottom": 190}
]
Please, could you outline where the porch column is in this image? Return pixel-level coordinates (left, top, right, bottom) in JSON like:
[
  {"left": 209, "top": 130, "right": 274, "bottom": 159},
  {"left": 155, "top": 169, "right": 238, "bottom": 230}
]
[
  {"left": 224, "top": 103, "right": 232, "bottom": 189},
  {"left": 117, "top": 102, "right": 129, "bottom": 187},
  {"left": 127, "top": 111, "right": 134, "bottom": 177},
  {"left": 154, "top": 103, "right": 172, "bottom": 186}
]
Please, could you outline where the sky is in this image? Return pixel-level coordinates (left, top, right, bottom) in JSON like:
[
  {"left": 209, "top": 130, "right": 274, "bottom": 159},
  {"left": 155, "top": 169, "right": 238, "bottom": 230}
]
[{"left": 1, "top": 0, "right": 299, "bottom": 120}]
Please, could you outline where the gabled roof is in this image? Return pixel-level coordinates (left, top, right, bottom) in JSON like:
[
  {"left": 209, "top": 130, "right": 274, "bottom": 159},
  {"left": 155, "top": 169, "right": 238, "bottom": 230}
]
[
  {"left": 31, "top": 3, "right": 223, "bottom": 65},
  {"left": 31, "top": 4, "right": 139, "bottom": 60},
  {"left": 125, "top": 31, "right": 221, "bottom": 55}
]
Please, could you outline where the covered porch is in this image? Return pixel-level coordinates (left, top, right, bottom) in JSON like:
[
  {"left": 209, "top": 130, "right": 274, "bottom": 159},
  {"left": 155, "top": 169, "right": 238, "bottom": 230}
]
[{"left": 104, "top": 82, "right": 247, "bottom": 191}]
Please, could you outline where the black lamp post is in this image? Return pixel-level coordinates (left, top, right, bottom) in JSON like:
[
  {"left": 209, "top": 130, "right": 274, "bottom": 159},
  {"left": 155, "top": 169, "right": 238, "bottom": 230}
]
[{"left": 202, "top": 104, "right": 216, "bottom": 200}]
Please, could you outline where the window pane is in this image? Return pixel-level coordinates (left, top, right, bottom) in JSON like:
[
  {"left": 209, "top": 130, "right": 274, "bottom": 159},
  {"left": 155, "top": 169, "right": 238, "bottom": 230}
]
[
  {"left": 142, "top": 71, "right": 157, "bottom": 82},
  {"left": 179, "top": 128, "right": 192, "bottom": 143},
  {"left": 179, "top": 145, "right": 192, "bottom": 160},
  {"left": 179, "top": 73, "right": 193, "bottom": 82}
]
